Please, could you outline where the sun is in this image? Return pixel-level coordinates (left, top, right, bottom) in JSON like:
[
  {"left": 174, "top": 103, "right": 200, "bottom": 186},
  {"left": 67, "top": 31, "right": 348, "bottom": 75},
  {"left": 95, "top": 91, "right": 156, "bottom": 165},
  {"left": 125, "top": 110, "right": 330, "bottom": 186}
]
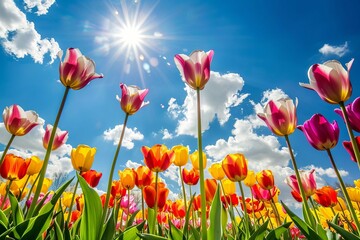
[{"left": 119, "top": 24, "right": 143, "bottom": 49}]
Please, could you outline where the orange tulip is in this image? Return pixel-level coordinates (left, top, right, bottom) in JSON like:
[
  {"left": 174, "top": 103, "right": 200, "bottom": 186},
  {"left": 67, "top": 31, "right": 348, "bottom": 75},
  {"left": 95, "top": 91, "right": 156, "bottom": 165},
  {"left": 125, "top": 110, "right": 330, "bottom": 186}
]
[
  {"left": 142, "top": 144, "right": 174, "bottom": 172},
  {"left": 221, "top": 193, "right": 239, "bottom": 208},
  {"left": 182, "top": 168, "right": 200, "bottom": 185},
  {"left": 171, "top": 200, "right": 186, "bottom": 218},
  {"left": 193, "top": 194, "right": 202, "bottom": 211},
  {"left": 134, "top": 166, "right": 153, "bottom": 189},
  {"left": 221, "top": 153, "right": 248, "bottom": 182},
  {"left": 205, "top": 178, "right": 217, "bottom": 203},
  {"left": 256, "top": 170, "right": 275, "bottom": 190},
  {"left": 80, "top": 169, "right": 102, "bottom": 188},
  {"left": 143, "top": 184, "right": 169, "bottom": 210},
  {"left": 0, "top": 154, "right": 31, "bottom": 181},
  {"left": 119, "top": 168, "right": 136, "bottom": 190},
  {"left": 313, "top": 186, "right": 338, "bottom": 207},
  {"left": 240, "top": 198, "right": 264, "bottom": 214},
  {"left": 100, "top": 194, "right": 114, "bottom": 208},
  {"left": 111, "top": 180, "right": 126, "bottom": 199}
]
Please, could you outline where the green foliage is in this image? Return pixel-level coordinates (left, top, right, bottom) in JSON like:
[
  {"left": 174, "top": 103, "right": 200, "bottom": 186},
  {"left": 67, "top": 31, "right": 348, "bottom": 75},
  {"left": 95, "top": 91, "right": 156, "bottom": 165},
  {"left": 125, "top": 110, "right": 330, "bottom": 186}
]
[
  {"left": 265, "top": 222, "right": 291, "bottom": 240},
  {"left": 328, "top": 221, "right": 360, "bottom": 240},
  {"left": 207, "top": 184, "right": 222, "bottom": 240}
]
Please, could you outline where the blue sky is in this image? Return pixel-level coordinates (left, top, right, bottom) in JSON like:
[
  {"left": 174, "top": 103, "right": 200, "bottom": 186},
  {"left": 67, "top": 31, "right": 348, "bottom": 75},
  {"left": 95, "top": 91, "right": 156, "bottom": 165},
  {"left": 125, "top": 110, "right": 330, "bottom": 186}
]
[{"left": 1, "top": 0, "right": 360, "bottom": 208}]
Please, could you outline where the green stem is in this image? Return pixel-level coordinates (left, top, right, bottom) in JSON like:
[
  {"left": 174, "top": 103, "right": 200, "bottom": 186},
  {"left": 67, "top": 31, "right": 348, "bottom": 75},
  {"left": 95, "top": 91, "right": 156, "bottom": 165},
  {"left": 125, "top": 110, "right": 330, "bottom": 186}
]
[
  {"left": 264, "top": 204, "right": 274, "bottom": 229},
  {"left": 189, "top": 185, "right": 196, "bottom": 227},
  {"left": 220, "top": 180, "right": 237, "bottom": 236},
  {"left": 18, "top": 175, "right": 31, "bottom": 201},
  {"left": 238, "top": 181, "right": 250, "bottom": 237},
  {"left": 27, "top": 86, "right": 70, "bottom": 219},
  {"left": 179, "top": 166, "right": 188, "bottom": 215},
  {"left": 309, "top": 197, "right": 320, "bottom": 224},
  {"left": 66, "top": 177, "right": 79, "bottom": 225},
  {"left": 114, "top": 197, "right": 122, "bottom": 233},
  {"left": 100, "top": 113, "right": 129, "bottom": 229},
  {"left": 1, "top": 180, "right": 13, "bottom": 209},
  {"left": 141, "top": 190, "right": 145, "bottom": 222},
  {"left": 339, "top": 101, "right": 360, "bottom": 169},
  {"left": 250, "top": 191, "right": 257, "bottom": 230},
  {"left": 23, "top": 173, "right": 40, "bottom": 213},
  {"left": 0, "top": 135, "right": 15, "bottom": 166},
  {"left": 284, "top": 135, "right": 316, "bottom": 229},
  {"left": 269, "top": 192, "right": 282, "bottom": 227},
  {"left": 196, "top": 88, "right": 208, "bottom": 240},
  {"left": 326, "top": 149, "right": 360, "bottom": 234},
  {"left": 152, "top": 171, "right": 159, "bottom": 234},
  {"left": 126, "top": 189, "right": 131, "bottom": 226}
]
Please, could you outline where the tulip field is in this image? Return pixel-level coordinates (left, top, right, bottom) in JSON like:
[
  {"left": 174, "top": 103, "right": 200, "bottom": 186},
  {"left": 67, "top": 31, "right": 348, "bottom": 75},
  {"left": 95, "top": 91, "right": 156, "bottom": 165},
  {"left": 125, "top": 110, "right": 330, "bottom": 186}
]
[{"left": 1, "top": 48, "right": 360, "bottom": 240}]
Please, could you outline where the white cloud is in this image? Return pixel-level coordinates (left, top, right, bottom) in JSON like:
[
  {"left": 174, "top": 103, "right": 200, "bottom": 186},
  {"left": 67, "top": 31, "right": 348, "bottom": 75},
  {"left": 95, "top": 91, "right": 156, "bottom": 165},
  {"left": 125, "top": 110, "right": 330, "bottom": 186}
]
[
  {"left": 0, "top": 0, "right": 60, "bottom": 63},
  {"left": 168, "top": 71, "right": 247, "bottom": 137},
  {"left": 24, "top": 0, "right": 55, "bottom": 15},
  {"left": 161, "top": 129, "right": 173, "bottom": 140},
  {"left": 162, "top": 164, "right": 179, "bottom": 183},
  {"left": 103, "top": 125, "right": 144, "bottom": 150},
  {"left": 319, "top": 42, "right": 349, "bottom": 57},
  {"left": 303, "top": 165, "right": 349, "bottom": 179},
  {"left": 0, "top": 120, "right": 73, "bottom": 178},
  {"left": 124, "top": 159, "right": 141, "bottom": 169}
]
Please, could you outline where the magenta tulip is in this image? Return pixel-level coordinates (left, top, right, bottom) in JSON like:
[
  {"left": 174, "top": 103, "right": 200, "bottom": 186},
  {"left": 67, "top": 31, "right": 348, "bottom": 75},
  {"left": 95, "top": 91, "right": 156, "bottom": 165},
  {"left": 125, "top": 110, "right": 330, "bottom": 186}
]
[
  {"left": 116, "top": 84, "right": 149, "bottom": 115},
  {"left": 58, "top": 48, "right": 103, "bottom": 90},
  {"left": 174, "top": 50, "right": 214, "bottom": 90},
  {"left": 42, "top": 125, "right": 68, "bottom": 150},
  {"left": 298, "top": 114, "right": 339, "bottom": 150},
  {"left": 285, "top": 169, "right": 316, "bottom": 197},
  {"left": 251, "top": 184, "right": 278, "bottom": 202},
  {"left": 257, "top": 98, "right": 297, "bottom": 136},
  {"left": 300, "top": 59, "right": 353, "bottom": 104},
  {"left": 343, "top": 136, "right": 360, "bottom": 163},
  {"left": 2, "top": 104, "right": 41, "bottom": 136},
  {"left": 334, "top": 97, "right": 360, "bottom": 132}
]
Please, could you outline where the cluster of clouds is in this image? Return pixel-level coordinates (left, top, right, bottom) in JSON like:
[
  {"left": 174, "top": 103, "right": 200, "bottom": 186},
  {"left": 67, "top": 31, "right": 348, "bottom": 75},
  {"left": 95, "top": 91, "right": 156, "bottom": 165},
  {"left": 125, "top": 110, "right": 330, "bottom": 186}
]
[
  {"left": 319, "top": 42, "right": 349, "bottom": 57},
  {"left": 0, "top": 0, "right": 60, "bottom": 63}
]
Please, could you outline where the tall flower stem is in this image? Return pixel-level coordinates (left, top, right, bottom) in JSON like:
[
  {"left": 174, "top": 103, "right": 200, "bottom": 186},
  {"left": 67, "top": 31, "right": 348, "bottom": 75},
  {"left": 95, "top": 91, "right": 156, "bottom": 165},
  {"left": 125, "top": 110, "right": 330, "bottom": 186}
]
[
  {"left": 152, "top": 171, "right": 159, "bottom": 234},
  {"left": 101, "top": 113, "right": 129, "bottom": 227},
  {"left": 196, "top": 88, "right": 207, "bottom": 240},
  {"left": 179, "top": 166, "right": 188, "bottom": 215},
  {"left": 126, "top": 189, "right": 131, "bottom": 225},
  {"left": 309, "top": 197, "right": 320, "bottom": 224},
  {"left": 1, "top": 180, "right": 13, "bottom": 209},
  {"left": 339, "top": 102, "right": 360, "bottom": 169},
  {"left": 220, "top": 181, "right": 237, "bottom": 236},
  {"left": 269, "top": 193, "right": 282, "bottom": 227},
  {"left": 18, "top": 175, "right": 31, "bottom": 201},
  {"left": 326, "top": 149, "right": 360, "bottom": 234},
  {"left": 284, "top": 135, "right": 316, "bottom": 229},
  {"left": 189, "top": 185, "right": 196, "bottom": 227},
  {"left": 23, "top": 173, "right": 40, "bottom": 213},
  {"left": 27, "top": 86, "right": 70, "bottom": 219},
  {"left": 66, "top": 178, "right": 79, "bottom": 225},
  {"left": 238, "top": 181, "right": 250, "bottom": 237},
  {"left": 141, "top": 191, "right": 145, "bottom": 222},
  {"left": 0, "top": 135, "right": 15, "bottom": 166}
]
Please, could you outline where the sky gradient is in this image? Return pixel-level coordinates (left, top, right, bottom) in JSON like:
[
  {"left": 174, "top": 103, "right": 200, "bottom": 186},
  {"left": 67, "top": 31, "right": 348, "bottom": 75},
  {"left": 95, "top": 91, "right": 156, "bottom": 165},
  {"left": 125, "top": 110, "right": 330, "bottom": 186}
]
[{"left": 1, "top": 0, "right": 360, "bottom": 209}]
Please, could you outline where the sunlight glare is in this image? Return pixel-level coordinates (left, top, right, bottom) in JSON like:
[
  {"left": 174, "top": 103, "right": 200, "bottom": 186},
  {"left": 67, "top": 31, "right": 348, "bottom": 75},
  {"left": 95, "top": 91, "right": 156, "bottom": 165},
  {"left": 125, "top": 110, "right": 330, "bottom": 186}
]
[{"left": 119, "top": 24, "right": 142, "bottom": 48}]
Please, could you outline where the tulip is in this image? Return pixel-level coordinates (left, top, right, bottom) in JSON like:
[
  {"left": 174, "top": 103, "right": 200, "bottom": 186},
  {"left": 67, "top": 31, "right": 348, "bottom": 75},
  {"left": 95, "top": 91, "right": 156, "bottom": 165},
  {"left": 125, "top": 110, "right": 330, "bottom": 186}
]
[
  {"left": 285, "top": 169, "right": 316, "bottom": 197},
  {"left": 208, "top": 162, "right": 225, "bottom": 180},
  {"left": 355, "top": 179, "right": 360, "bottom": 188},
  {"left": 62, "top": 192, "right": 76, "bottom": 208},
  {"left": 182, "top": 168, "right": 200, "bottom": 185},
  {"left": 346, "top": 187, "right": 360, "bottom": 203},
  {"left": 143, "top": 184, "right": 169, "bottom": 209},
  {"left": 343, "top": 136, "right": 360, "bottom": 163},
  {"left": 251, "top": 184, "right": 278, "bottom": 202},
  {"left": 26, "top": 156, "right": 43, "bottom": 176},
  {"left": 300, "top": 59, "right": 353, "bottom": 104},
  {"left": 142, "top": 144, "right": 174, "bottom": 172},
  {"left": 334, "top": 97, "right": 360, "bottom": 132},
  {"left": 244, "top": 170, "right": 256, "bottom": 187},
  {"left": 0, "top": 154, "right": 31, "bottom": 181},
  {"left": 80, "top": 169, "right": 102, "bottom": 188},
  {"left": 171, "top": 145, "right": 189, "bottom": 167},
  {"left": 221, "top": 178, "right": 236, "bottom": 195},
  {"left": 26, "top": 192, "right": 52, "bottom": 209},
  {"left": 257, "top": 98, "right": 297, "bottom": 136},
  {"left": 76, "top": 194, "right": 85, "bottom": 211},
  {"left": 134, "top": 166, "right": 153, "bottom": 189},
  {"left": 190, "top": 150, "right": 207, "bottom": 171},
  {"left": 58, "top": 48, "right": 103, "bottom": 90},
  {"left": 290, "top": 190, "right": 304, "bottom": 202},
  {"left": 256, "top": 170, "right": 275, "bottom": 190},
  {"left": 221, "top": 153, "right": 248, "bottom": 182},
  {"left": 2, "top": 104, "right": 41, "bottom": 136},
  {"left": 119, "top": 168, "right": 136, "bottom": 190},
  {"left": 204, "top": 178, "right": 217, "bottom": 203},
  {"left": 43, "top": 125, "right": 68, "bottom": 150},
  {"left": 111, "top": 180, "right": 126, "bottom": 199},
  {"left": 174, "top": 50, "right": 214, "bottom": 90},
  {"left": 221, "top": 193, "right": 239, "bottom": 208},
  {"left": 71, "top": 144, "right": 96, "bottom": 172},
  {"left": 100, "top": 194, "right": 114, "bottom": 208},
  {"left": 116, "top": 84, "right": 149, "bottom": 115},
  {"left": 171, "top": 200, "right": 186, "bottom": 218},
  {"left": 313, "top": 186, "right": 338, "bottom": 207},
  {"left": 240, "top": 198, "right": 264, "bottom": 214}
]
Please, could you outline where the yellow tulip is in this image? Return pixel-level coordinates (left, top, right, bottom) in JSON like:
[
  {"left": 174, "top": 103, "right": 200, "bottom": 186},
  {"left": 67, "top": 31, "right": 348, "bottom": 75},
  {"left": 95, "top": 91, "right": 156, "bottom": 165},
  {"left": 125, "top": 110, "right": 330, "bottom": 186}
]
[
  {"left": 119, "top": 168, "right": 136, "bottom": 190},
  {"left": 354, "top": 179, "right": 360, "bottom": 188},
  {"left": 62, "top": 192, "right": 76, "bottom": 208},
  {"left": 221, "top": 178, "right": 236, "bottom": 195},
  {"left": 333, "top": 197, "right": 347, "bottom": 211},
  {"left": 243, "top": 170, "right": 256, "bottom": 187},
  {"left": 32, "top": 178, "right": 52, "bottom": 193},
  {"left": 172, "top": 145, "right": 189, "bottom": 167},
  {"left": 26, "top": 156, "right": 43, "bottom": 175},
  {"left": 208, "top": 162, "right": 225, "bottom": 180},
  {"left": 346, "top": 187, "right": 360, "bottom": 202},
  {"left": 71, "top": 144, "right": 96, "bottom": 172},
  {"left": 190, "top": 150, "right": 207, "bottom": 170}
]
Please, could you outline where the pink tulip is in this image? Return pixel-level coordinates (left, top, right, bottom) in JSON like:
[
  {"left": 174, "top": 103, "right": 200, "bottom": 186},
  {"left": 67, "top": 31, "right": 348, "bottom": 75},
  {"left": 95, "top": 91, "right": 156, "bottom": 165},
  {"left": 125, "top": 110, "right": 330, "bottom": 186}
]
[
  {"left": 334, "top": 97, "right": 360, "bottom": 132},
  {"left": 174, "top": 50, "right": 214, "bottom": 90},
  {"left": 251, "top": 184, "right": 278, "bottom": 202},
  {"left": 285, "top": 169, "right": 317, "bottom": 197},
  {"left": 42, "top": 124, "right": 68, "bottom": 150},
  {"left": 58, "top": 48, "right": 103, "bottom": 90},
  {"left": 297, "top": 114, "right": 339, "bottom": 150},
  {"left": 300, "top": 59, "right": 353, "bottom": 104},
  {"left": 257, "top": 98, "right": 297, "bottom": 136},
  {"left": 343, "top": 136, "right": 360, "bottom": 163},
  {"left": 117, "top": 84, "right": 149, "bottom": 115},
  {"left": 2, "top": 104, "right": 41, "bottom": 136}
]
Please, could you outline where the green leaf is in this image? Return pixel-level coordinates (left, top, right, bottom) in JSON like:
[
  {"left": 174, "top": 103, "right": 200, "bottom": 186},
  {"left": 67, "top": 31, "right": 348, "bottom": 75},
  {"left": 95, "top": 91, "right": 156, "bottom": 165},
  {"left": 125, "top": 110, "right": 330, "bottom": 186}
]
[
  {"left": 169, "top": 221, "right": 183, "bottom": 240},
  {"left": 182, "top": 194, "right": 195, "bottom": 240},
  {"left": 101, "top": 210, "right": 116, "bottom": 240},
  {"left": 137, "top": 233, "right": 168, "bottom": 240},
  {"left": 32, "top": 192, "right": 51, "bottom": 217},
  {"left": 117, "top": 221, "right": 145, "bottom": 240},
  {"left": 0, "top": 226, "right": 15, "bottom": 240},
  {"left": 0, "top": 210, "right": 8, "bottom": 226},
  {"left": 327, "top": 221, "right": 360, "bottom": 240},
  {"left": 126, "top": 209, "right": 140, "bottom": 228},
  {"left": 248, "top": 219, "right": 269, "bottom": 240},
  {"left": 189, "top": 225, "right": 200, "bottom": 240},
  {"left": 265, "top": 222, "right": 291, "bottom": 240},
  {"left": 147, "top": 208, "right": 155, "bottom": 234},
  {"left": 54, "top": 220, "right": 64, "bottom": 240},
  {"left": 281, "top": 202, "right": 325, "bottom": 240},
  {"left": 9, "top": 192, "right": 24, "bottom": 226},
  {"left": 77, "top": 173, "right": 102, "bottom": 240},
  {"left": 316, "top": 223, "right": 328, "bottom": 240},
  {"left": 207, "top": 183, "right": 222, "bottom": 240},
  {"left": 221, "top": 203, "right": 228, "bottom": 236}
]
